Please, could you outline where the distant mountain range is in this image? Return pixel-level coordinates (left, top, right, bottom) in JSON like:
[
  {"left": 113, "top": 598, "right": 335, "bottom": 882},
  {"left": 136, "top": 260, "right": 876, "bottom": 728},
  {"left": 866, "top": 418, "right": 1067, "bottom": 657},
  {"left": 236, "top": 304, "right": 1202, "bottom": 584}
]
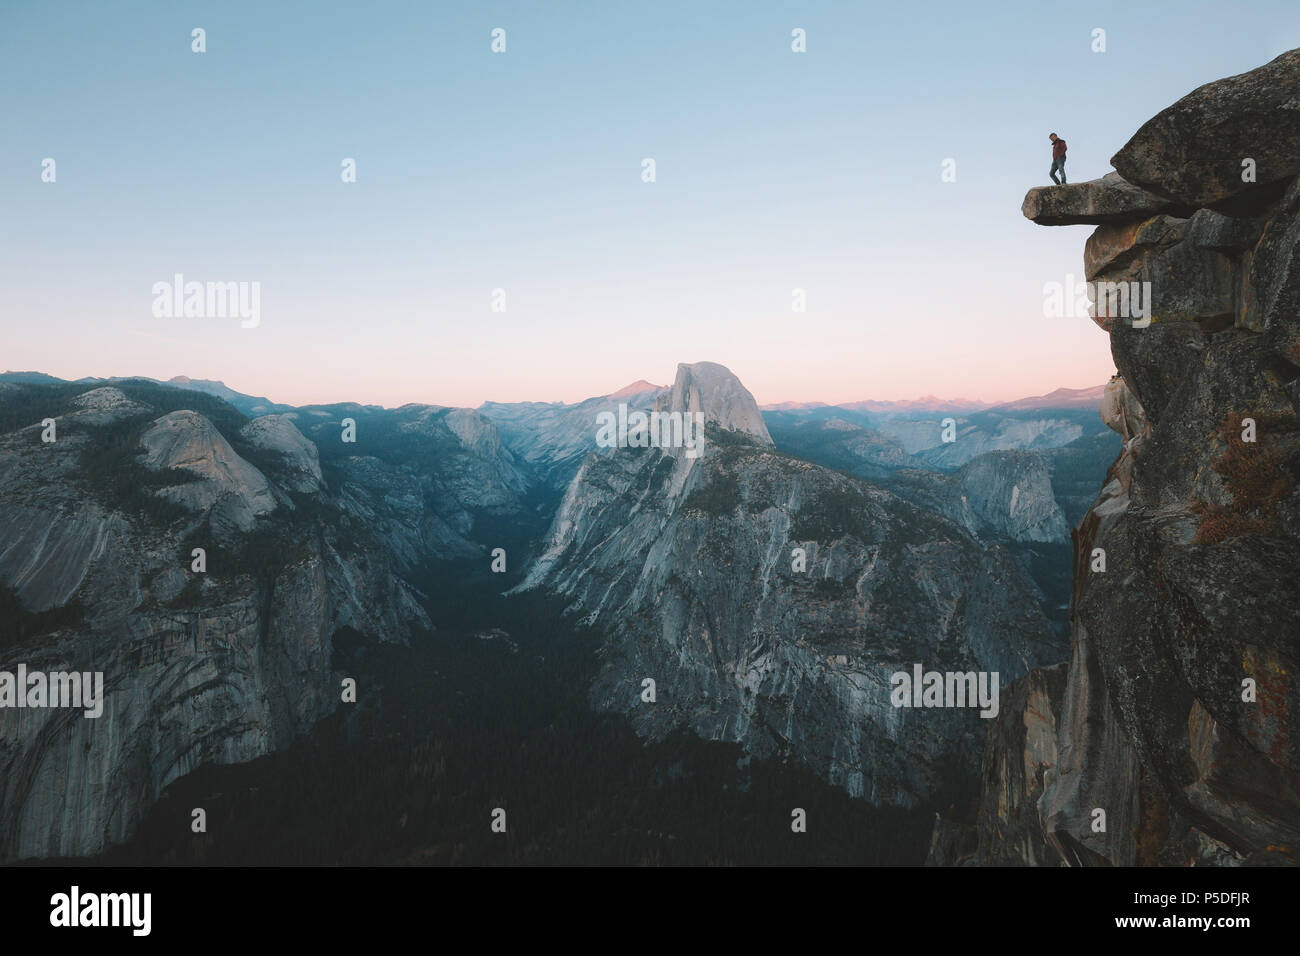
[
  {"left": 761, "top": 384, "right": 1106, "bottom": 416},
  {"left": 0, "top": 372, "right": 292, "bottom": 417},
  {"left": 3, "top": 371, "right": 1107, "bottom": 420},
  {"left": 988, "top": 384, "right": 1108, "bottom": 411}
]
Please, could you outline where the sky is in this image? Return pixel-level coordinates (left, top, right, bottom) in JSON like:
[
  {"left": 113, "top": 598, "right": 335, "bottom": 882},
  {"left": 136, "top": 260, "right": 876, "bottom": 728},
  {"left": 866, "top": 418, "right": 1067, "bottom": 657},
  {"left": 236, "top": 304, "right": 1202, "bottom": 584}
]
[{"left": 2, "top": 1, "right": 1296, "bottom": 408}]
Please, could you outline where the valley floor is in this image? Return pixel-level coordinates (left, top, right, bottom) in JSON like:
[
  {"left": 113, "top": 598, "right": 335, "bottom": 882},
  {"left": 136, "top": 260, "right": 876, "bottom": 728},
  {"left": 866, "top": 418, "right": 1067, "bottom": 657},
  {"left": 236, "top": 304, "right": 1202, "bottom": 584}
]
[{"left": 61, "top": 565, "right": 938, "bottom": 866}]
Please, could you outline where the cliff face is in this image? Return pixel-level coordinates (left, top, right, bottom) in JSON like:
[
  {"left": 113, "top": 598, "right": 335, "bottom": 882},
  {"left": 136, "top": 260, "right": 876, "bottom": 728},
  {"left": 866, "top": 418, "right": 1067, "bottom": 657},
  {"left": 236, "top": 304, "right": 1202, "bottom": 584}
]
[
  {"left": 945, "top": 49, "right": 1300, "bottom": 866},
  {"left": 517, "top": 363, "right": 1063, "bottom": 807},
  {"left": 889, "top": 451, "right": 1069, "bottom": 544},
  {"left": 0, "top": 385, "right": 430, "bottom": 862},
  {"left": 294, "top": 402, "right": 533, "bottom": 567}
]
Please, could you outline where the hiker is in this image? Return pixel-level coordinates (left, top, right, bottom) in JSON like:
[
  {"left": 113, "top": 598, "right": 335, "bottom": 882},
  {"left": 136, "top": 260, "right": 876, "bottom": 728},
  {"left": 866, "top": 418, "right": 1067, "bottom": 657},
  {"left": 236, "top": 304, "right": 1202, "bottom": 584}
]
[{"left": 1049, "top": 133, "right": 1067, "bottom": 184}]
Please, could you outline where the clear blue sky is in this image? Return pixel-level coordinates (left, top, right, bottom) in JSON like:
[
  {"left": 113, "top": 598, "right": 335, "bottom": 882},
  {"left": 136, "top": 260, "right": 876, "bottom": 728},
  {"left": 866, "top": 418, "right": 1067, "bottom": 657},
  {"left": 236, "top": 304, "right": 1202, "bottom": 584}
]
[{"left": 2, "top": 1, "right": 1295, "bottom": 406}]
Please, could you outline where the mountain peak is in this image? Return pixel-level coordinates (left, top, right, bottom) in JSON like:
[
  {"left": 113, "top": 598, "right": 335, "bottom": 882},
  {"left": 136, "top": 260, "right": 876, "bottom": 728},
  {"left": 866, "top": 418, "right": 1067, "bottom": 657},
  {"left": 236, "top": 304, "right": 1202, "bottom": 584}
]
[
  {"left": 608, "top": 379, "right": 665, "bottom": 399},
  {"left": 168, "top": 374, "right": 232, "bottom": 394},
  {"left": 991, "top": 384, "right": 1107, "bottom": 411},
  {"left": 139, "top": 410, "right": 277, "bottom": 531},
  {"left": 661, "top": 362, "right": 773, "bottom": 445}
]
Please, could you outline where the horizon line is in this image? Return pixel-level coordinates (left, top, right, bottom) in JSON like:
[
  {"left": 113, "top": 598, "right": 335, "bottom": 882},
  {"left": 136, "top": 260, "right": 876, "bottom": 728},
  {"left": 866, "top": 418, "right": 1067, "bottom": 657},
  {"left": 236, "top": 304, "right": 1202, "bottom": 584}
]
[{"left": 2, "top": 368, "right": 1112, "bottom": 414}]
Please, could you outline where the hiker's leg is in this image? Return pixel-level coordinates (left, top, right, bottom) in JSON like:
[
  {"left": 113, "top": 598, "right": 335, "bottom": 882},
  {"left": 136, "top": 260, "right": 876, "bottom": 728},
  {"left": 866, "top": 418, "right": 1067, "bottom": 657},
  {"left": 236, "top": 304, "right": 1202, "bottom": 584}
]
[
  {"left": 1050, "top": 161, "right": 1061, "bottom": 184},
  {"left": 1060, "top": 159, "right": 1067, "bottom": 184}
]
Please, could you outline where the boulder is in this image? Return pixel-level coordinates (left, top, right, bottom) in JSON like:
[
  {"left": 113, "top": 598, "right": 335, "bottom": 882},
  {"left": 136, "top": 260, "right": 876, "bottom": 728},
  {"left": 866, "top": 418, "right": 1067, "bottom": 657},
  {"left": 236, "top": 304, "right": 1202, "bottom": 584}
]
[
  {"left": 1186, "top": 208, "right": 1265, "bottom": 253},
  {"left": 1099, "top": 375, "right": 1149, "bottom": 442},
  {"left": 1112, "top": 48, "right": 1300, "bottom": 208},
  {"left": 1022, "top": 172, "right": 1186, "bottom": 226}
]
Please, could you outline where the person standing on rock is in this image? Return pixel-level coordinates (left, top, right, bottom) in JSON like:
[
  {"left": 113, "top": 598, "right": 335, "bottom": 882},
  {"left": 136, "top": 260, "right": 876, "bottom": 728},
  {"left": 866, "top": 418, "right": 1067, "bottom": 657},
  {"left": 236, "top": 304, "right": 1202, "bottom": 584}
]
[{"left": 1049, "top": 133, "right": 1068, "bottom": 184}]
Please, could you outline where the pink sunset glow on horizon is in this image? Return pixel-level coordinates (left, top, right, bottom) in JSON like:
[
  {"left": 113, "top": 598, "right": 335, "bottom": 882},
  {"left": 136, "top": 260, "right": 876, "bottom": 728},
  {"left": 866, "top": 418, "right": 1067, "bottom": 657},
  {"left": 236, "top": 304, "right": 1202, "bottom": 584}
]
[{"left": 4, "top": 348, "right": 1115, "bottom": 411}]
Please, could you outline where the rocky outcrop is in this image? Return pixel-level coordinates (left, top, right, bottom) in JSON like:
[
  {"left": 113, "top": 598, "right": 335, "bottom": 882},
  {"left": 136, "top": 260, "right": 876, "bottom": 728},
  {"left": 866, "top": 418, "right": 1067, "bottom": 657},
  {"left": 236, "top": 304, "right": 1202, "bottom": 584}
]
[
  {"left": 442, "top": 408, "right": 511, "bottom": 465},
  {"left": 956, "top": 452, "right": 1068, "bottom": 543},
  {"left": 1098, "top": 375, "right": 1149, "bottom": 441},
  {"left": 1111, "top": 49, "right": 1300, "bottom": 210},
  {"left": 68, "top": 386, "right": 149, "bottom": 421},
  {"left": 946, "top": 49, "right": 1300, "bottom": 866},
  {"left": 890, "top": 452, "right": 1069, "bottom": 544},
  {"left": 661, "top": 361, "right": 773, "bottom": 444},
  {"left": 518, "top": 363, "right": 1064, "bottom": 806},
  {"left": 1023, "top": 172, "right": 1189, "bottom": 226},
  {"left": 141, "top": 410, "right": 277, "bottom": 532},
  {"left": 240, "top": 414, "right": 324, "bottom": 493}
]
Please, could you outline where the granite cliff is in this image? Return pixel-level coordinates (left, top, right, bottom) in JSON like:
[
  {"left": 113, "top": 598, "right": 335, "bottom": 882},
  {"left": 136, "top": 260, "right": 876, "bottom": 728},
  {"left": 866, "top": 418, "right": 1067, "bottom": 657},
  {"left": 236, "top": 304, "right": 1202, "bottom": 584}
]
[
  {"left": 0, "top": 382, "right": 430, "bottom": 861},
  {"left": 935, "top": 49, "right": 1300, "bottom": 866}
]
